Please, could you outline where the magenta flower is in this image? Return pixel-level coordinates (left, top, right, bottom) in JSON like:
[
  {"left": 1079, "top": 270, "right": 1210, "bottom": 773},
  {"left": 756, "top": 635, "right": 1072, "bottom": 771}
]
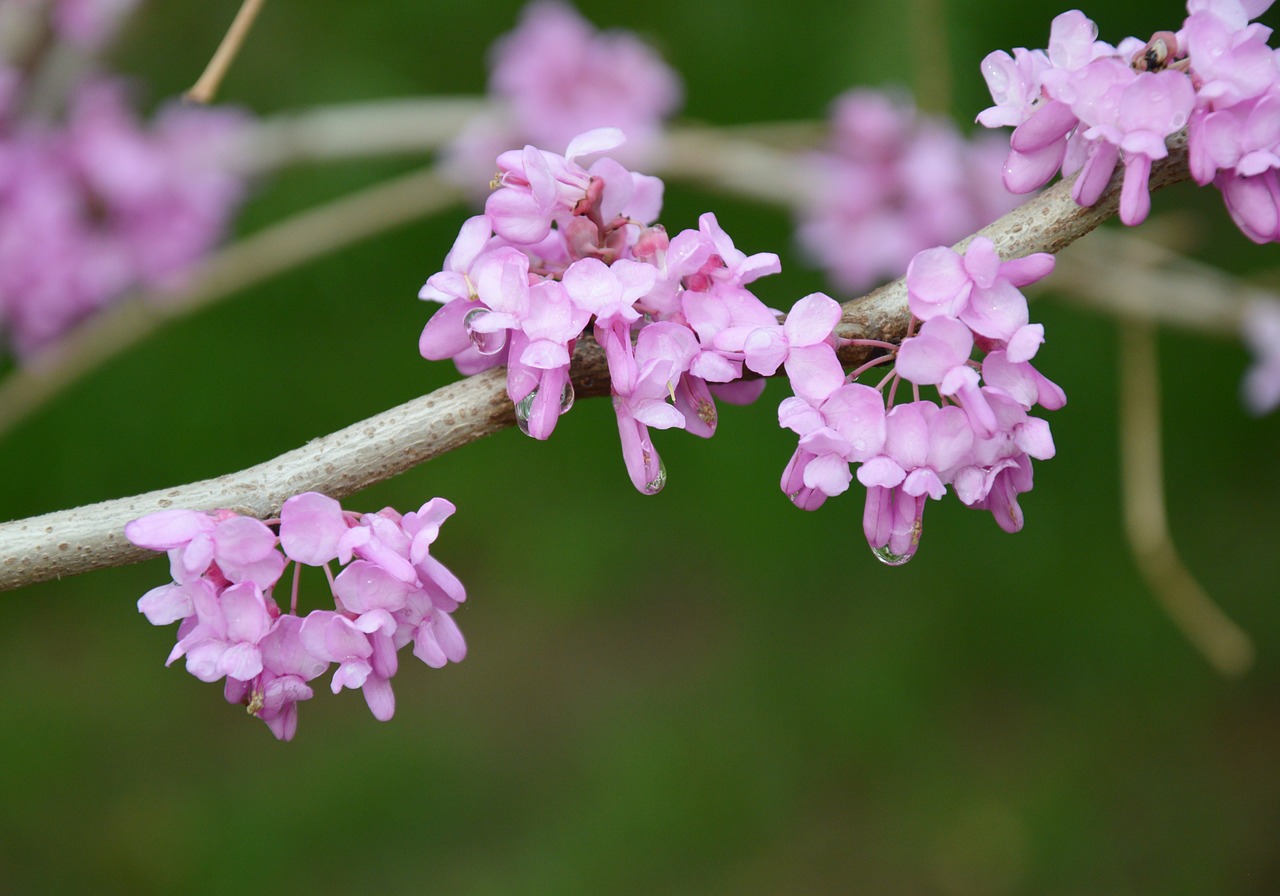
[
  {"left": 486, "top": 1, "right": 682, "bottom": 162},
  {"left": 132, "top": 493, "right": 469, "bottom": 739},
  {"left": 778, "top": 383, "right": 887, "bottom": 505},
  {"left": 610, "top": 321, "right": 698, "bottom": 493},
  {"left": 905, "top": 237, "right": 1054, "bottom": 345},
  {"left": 238, "top": 615, "right": 328, "bottom": 742},
  {"left": 300, "top": 610, "right": 396, "bottom": 722},
  {"left": 799, "top": 89, "right": 1021, "bottom": 292},
  {"left": 168, "top": 581, "right": 277, "bottom": 684},
  {"left": 0, "top": 77, "right": 247, "bottom": 361},
  {"left": 856, "top": 401, "right": 975, "bottom": 563},
  {"left": 125, "top": 508, "right": 285, "bottom": 590}
]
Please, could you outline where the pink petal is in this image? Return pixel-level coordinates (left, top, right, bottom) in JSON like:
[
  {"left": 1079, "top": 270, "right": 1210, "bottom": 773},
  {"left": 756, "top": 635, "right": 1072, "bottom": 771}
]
[{"left": 280, "top": 492, "right": 348, "bottom": 566}]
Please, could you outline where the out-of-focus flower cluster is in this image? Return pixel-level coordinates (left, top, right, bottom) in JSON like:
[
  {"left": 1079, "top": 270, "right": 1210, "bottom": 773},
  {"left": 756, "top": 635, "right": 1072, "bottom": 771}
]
[
  {"left": 126, "top": 493, "right": 467, "bottom": 740},
  {"left": 0, "top": 0, "right": 248, "bottom": 361},
  {"left": 978, "top": 1, "right": 1280, "bottom": 239},
  {"left": 420, "top": 127, "right": 780, "bottom": 494},
  {"left": 771, "top": 237, "right": 1062, "bottom": 565},
  {"left": 797, "top": 89, "right": 1022, "bottom": 293},
  {"left": 444, "top": 1, "right": 682, "bottom": 192}
]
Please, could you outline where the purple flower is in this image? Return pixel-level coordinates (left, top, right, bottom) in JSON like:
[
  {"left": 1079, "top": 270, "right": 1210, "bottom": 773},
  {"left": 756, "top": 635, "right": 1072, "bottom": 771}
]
[
  {"left": 125, "top": 508, "right": 286, "bottom": 590},
  {"left": 487, "top": 1, "right": 681, "bottom": 163},
  {"left": 131, "top": 493, "right": 469, "bottom": 739},
  {"left": 444, "top": 1, "right": 681, "bottom": 188},
  {"left": 799, "top": 89, "right": 1021, "bottom": 292},
  {"left": 905, "top": 237, "right": 1054, "bottom": 346},
  {"left": 610, "top": 321, "right": 698, "bottom": 493},
  {"left": 168, "top": 581, "right": 277, "bottom": 684}
]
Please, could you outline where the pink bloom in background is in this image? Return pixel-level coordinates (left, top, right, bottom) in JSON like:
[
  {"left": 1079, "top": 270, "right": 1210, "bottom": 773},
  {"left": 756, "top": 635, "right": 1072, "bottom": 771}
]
[
  {"left": 128, "top": 493, "right": 468, "bottom": 741},
  {"left": 445, "top": 1, "right": 682, "bottom": 189},
  {"left": 0, "top": 77, "right": 248, "bottom": 361},
  {"left": 797, "top": 88, "right": 1022, "bottom": 293},
  {"left": 53, "top": 0, "right": 139, "bottom": 48}
]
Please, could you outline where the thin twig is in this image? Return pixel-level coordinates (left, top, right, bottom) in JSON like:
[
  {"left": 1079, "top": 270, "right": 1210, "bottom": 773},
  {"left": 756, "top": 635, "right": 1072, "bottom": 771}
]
[
  {"left": 185, "top": 0, "right": 267, "bottom": 104},
  {"left": 0, "top": 143, "right": 1195, "bottom": 592},
  {"left": 1117, "top": 319, "right": 1254, "bottom": 676}
]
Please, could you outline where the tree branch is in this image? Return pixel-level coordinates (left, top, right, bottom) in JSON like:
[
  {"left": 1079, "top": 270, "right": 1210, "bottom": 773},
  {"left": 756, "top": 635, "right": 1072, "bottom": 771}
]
[{"left": 0, "top": 140, "right": 1193, "bottom": 593}]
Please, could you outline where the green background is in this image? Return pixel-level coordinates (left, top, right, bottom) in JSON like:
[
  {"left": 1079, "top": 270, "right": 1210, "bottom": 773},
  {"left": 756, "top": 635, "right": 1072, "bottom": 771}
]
[{"left": 3, "top": 1, "right": 1280, "bottom": 893}]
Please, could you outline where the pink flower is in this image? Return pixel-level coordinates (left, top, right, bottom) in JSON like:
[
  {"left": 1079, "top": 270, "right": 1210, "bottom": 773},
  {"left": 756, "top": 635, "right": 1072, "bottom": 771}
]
[
  {"left": 487, "top": 1, "right": 681, "bottom": 163},
  {"left": 125, "top": 508, "right": 286, "bottom": 590},
  {"left": 800, "top": 89, "right": 1021, "bottom": 292},
  {"left": 739, "top": 292, "right": 844, "bottom": 403},
  {"left": 610, "top": 321, "right": 698, "bottom": 493},
  {"left": 300, "top": 610, "right": 397, "bottom": 722},
  {"left": 132, "top": 492, "right": 469, "bottom": 739},
  {"left": 905, "top": 237, "right": 1054, "bottom": 345},
  {"left": 778, "top": 383, "right": 887, "bottom": 505},
  {"left": 168, "top": 581, "right": 277, "bottom": 684}
]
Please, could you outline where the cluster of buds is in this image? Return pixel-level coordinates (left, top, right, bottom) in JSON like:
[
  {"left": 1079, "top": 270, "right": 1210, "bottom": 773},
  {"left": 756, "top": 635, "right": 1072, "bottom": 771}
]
[
  {"left": 126, "top": 493, "right": 467, "bottom": 740},
  {"left": 979, "top": 1, "right": 1280, "bottom": 239},
  {"left": 420, "top": 127, "right": 783, "bottom": 493}
]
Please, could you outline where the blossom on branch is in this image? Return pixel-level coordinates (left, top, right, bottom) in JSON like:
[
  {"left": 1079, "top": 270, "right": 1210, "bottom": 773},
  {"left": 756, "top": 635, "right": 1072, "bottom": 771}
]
[
  {"left": 418, "top": 128, "right": 783, "bottom": 492},
  {"left": 127, "top": 494, "right": 468, "bottom": 741},
  {"left": 979, "top": 2, "right": 1280, "bottom": 238}
]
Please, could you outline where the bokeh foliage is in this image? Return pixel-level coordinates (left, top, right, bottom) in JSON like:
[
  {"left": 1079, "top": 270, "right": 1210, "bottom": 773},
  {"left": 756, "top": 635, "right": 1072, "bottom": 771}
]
[{"left": 2, "top": 1, "right": 1279, "bottom": 893}]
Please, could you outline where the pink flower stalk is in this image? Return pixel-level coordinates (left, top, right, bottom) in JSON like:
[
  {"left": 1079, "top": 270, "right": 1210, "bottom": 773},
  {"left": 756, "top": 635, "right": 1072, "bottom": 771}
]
[{"left": 128, "top": 493, "right": 468, "bottom": 740}]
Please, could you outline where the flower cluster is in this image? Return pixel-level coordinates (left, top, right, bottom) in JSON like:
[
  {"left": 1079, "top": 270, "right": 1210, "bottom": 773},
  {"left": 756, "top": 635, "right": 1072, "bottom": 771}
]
[
  {"left": 0, "top": 2, "right": 248, "bottom": 361},
  {"left": 444, "top": 1, "right": 682, "bottom": 192},
  {"left": 978, "top": 2, "right": 1280, "bottom": 239},
  {"left": 420, "top": 127, "right": 783, "bottom": 493},
  {"left": 797, "top": 88, "right": 1022, "bottom": 293},
  {"left": 770, "top": 237, "right": 1062, "bottom": 564},
  {"left": 126, "top": 493, "right": 467, "bottom": 740}
]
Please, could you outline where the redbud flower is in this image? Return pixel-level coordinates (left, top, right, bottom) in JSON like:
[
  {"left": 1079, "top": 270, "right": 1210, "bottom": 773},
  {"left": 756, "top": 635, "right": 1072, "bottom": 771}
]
[
  {"left": 444, "top": 1, "right": 682, "bottom": 188},
  {"left": 129, "top": 494, "right": 469, "bottom": 740}
]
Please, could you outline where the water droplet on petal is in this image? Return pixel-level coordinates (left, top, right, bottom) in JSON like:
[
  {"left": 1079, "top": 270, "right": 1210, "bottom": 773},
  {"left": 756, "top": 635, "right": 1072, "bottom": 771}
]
[
  {"left": 515, "top": 389, "right": 536, "bottom": 437},
  {"left": 643, "top": 460, "right": 667, "bottom": 495},
  {"left": 560, "top": 380, "right": 575, "bottom": 413},
  {"left": 464, "top": 308, "right": 507, "bottom": 356},
  {"left": 870, "top": 543, "right": 913, "bottom": 566}
]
